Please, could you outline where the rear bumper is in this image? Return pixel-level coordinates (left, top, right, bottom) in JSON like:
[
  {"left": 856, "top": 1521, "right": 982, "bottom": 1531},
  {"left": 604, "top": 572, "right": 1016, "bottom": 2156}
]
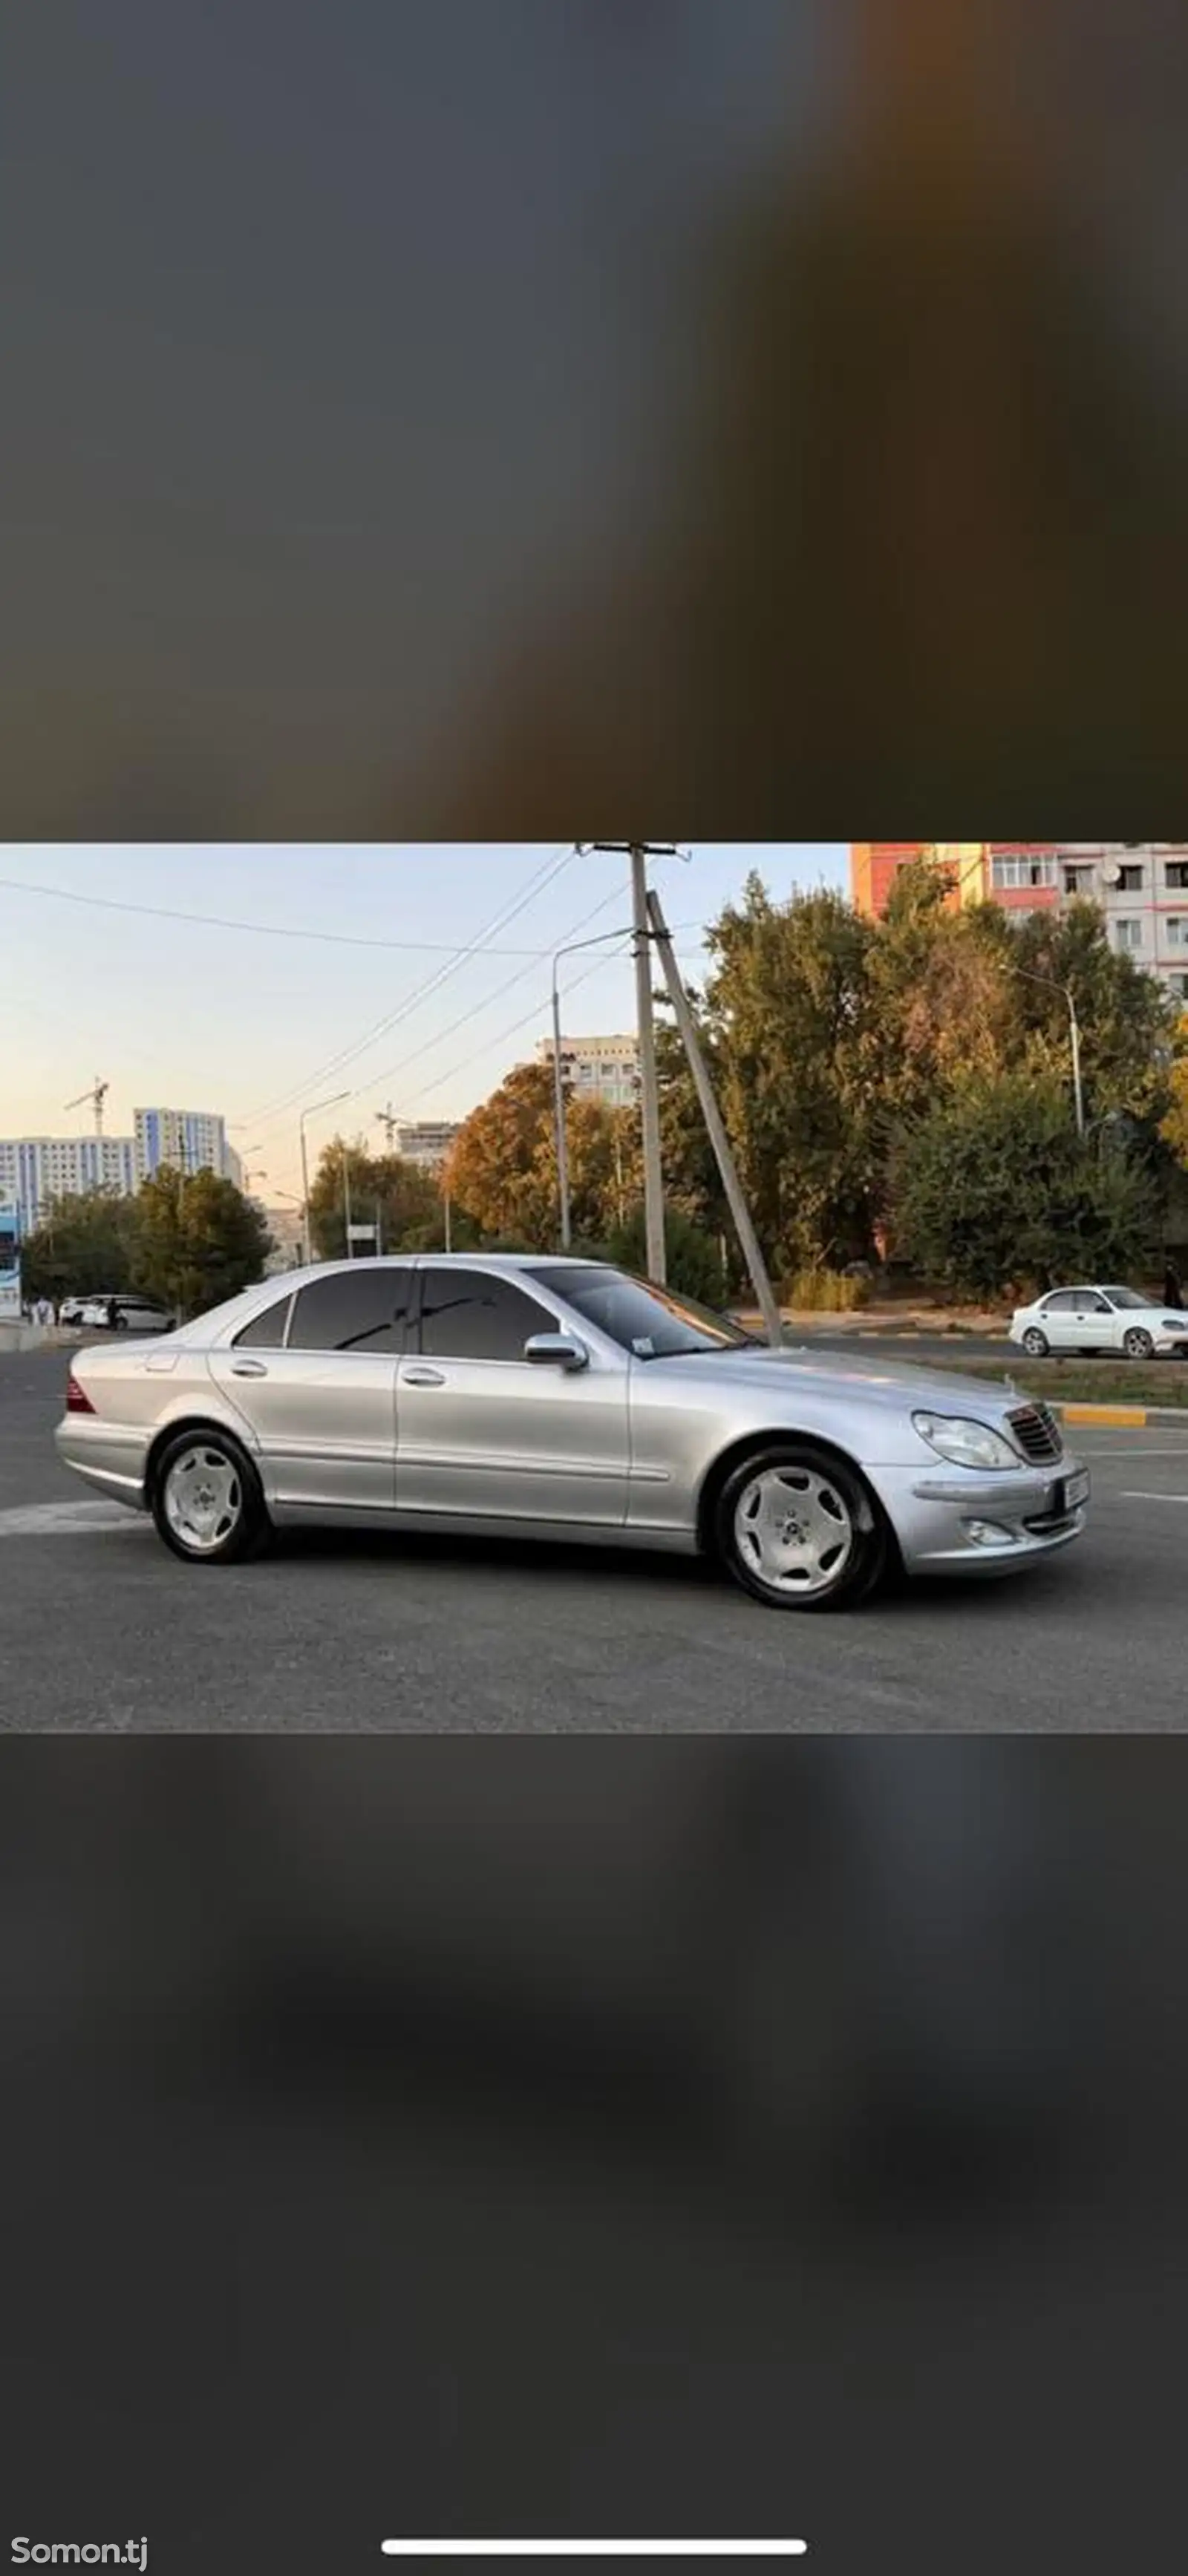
[
  {"left": 54, "top": 1419, "right": 150, "bottom": 1509},
  {"left": 869, "top": 1455, "right": 1089, "bottom": 1577}
]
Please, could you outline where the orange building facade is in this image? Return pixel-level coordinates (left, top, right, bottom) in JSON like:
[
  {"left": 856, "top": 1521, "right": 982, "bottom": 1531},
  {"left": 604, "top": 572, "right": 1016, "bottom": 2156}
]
[{"left": 851, "top": 843, "right": 1061, "bottom": 918}]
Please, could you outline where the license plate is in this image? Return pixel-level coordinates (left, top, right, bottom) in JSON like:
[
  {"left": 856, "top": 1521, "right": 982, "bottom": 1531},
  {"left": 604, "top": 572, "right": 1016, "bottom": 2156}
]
[{"left": 1060, "top": 1470, "right": 1090, "bottom": 1511}]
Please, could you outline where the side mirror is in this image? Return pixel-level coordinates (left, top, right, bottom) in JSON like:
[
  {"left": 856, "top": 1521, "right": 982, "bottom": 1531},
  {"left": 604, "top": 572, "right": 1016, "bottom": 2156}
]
[{"left": 524, "top": 1333, "right": 589, "bottom": 1373}]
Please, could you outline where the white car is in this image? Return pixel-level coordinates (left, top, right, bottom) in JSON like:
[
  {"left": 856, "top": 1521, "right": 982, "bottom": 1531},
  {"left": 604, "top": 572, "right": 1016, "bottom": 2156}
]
[
  {"left": 1010, "top": 1284, "right": 1188, "bottom": 1361},
  {"left": 74, "top": 1292, "right": 175, "bottom": 1336}
]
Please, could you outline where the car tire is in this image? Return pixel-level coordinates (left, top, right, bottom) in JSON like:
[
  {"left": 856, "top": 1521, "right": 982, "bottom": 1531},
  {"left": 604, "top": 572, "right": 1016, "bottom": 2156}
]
[
  {"left": 1123, "top": 1328, "right": 1155, "bottom": 1360},
  {"left": 715, "top": 1441, "right": 887, "bottom": 1613},
  {"left": 151, "top": 1428, "right": 272, "bottom": 1567},
  {"left": 1021, "top": 1328, "right": 1050, "bottom": 1358}
]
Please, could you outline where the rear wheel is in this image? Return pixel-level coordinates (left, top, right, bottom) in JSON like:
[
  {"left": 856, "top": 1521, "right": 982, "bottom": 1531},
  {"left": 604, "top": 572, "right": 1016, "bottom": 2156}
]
[
  {"left": 716, "top": 1442, "right": 887, "bottom": 1613},
  {"left": 1123, "top": 1327, "right": 1155, "bottom": 1360},
  {"left": 151, "top": 1428, "right": 272, "bottom": 1566},
  {"left": 1021, "top": 1327, "right": 1050, "bottom": 1358}
]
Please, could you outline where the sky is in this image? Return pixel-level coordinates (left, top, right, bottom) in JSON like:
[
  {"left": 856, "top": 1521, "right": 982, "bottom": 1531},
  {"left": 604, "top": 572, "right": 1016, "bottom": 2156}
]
[{"left": 0, "top": 846, "right": 847, "bottom": 1198}]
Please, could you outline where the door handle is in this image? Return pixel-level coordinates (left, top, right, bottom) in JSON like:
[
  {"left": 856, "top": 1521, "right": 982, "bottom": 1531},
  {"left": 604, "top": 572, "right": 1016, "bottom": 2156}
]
[
  {"left": 231, "top": 1360, "right": 269, "bottom": 1378},
  {"left": 402, "top": 1366, "right": 446, "bottom": 1387}
]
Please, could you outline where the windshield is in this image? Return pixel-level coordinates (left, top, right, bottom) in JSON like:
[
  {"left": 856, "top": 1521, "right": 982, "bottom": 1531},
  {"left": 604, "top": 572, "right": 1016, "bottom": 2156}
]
[
  {"left": 527, "top": 1266, "right": 759, "bottom": 1361},
  {"left": 1102, "top": 1287, "right": 1149, "bottom": 1310}
]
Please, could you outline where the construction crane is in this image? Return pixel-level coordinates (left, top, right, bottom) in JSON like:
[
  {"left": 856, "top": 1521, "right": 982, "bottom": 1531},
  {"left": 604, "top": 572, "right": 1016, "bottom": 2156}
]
[{"left": 64, "top": 1076, "right": 110, "bottom": 1139}]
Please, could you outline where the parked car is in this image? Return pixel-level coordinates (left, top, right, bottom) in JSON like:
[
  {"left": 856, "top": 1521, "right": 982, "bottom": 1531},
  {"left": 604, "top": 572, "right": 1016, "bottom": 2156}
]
[
  {"left": 69, "top": 1292, "right": 175, "bottom": 1336},
  {"left": 54, "top": 1257, "right": 1089, "bottom": 1604},
  {"left": 1010, "top": 1284, "right": 1188, "bottom": 1361}
]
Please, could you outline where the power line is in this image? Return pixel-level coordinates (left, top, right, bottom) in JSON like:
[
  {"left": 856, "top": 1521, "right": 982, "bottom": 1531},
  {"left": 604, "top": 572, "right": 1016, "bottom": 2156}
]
[
  {"left": 0, "top": 869, "right": 577, "bottom": 961},
  {"left": 241, "top": 846, "right": 578, "bottom": 1131},
  {"left": 398, "top": 934, "right": 637, "bottom": 1116},
  {"left": 353, "top": 884, "right": 630, "bottom": 1105}
]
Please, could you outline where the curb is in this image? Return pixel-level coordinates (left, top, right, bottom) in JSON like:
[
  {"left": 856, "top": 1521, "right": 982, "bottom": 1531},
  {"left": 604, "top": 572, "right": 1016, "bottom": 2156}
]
[{"left": 1052, "top": 1402, "right": 1188, "bottom": 1428}]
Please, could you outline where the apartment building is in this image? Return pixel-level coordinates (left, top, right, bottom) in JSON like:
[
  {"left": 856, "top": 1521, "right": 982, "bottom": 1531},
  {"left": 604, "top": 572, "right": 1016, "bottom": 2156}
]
[
  {"left": 0, "top": 1103, "right": 240, "bottom": 1231},
  {"left": 0, "top": 1134, "right": 138, "bottom": 1231},
  {"left": 134, "top": 1106, "right": 239, "bottom": 1186},
  {"left": 850, "top": 843, "right": 1188, "bottom": 1002},
  {"left": 537, "top": 1033, "right": 641, "bottom": 1110}
]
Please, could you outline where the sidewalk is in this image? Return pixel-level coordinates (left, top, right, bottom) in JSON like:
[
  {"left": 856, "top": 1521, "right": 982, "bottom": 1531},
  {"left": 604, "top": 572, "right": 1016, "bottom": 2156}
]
[{"left": 734, "top": 1304, "right": 1007, "bottom": 1337}]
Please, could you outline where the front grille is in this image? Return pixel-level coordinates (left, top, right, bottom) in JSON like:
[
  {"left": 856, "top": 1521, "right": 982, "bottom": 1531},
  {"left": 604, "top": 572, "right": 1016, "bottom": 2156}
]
[{"left": 1008, "top": 1402, "right": 1063, "bottom": 1465}]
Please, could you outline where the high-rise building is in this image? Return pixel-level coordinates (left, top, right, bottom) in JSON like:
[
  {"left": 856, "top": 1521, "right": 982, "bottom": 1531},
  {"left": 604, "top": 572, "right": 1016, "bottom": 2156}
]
[
  {"left": 134, "top": 1106, "right": 237, "bottom": 1185},
  {"left": 850, "top": 843, "right": 1188, "bottom": 1003},
  {"left": 0, "top": 1102, "right": 239, "bottom": 1231},
  {"left": 0, "top": 1134, "right": 138, "bottom": 1232},
  {"left": 537, "top": 1033, "right": 641, "bottom": 1111}
]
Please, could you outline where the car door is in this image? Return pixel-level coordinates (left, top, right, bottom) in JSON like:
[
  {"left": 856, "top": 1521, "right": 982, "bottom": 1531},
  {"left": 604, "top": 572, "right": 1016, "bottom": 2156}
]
[
  {"left": 396, "top": 1264, "right": 631, "bottom": 1529},
  {"left": 207, "top": 1265, "right": 413, "bottom": 1513},
  {"left": 1040, "top": 1291, "right": 1083, "bottom": 1350},
  {"left": 1076, "top": 1291, "right": 1119, "bottom": 1351}
]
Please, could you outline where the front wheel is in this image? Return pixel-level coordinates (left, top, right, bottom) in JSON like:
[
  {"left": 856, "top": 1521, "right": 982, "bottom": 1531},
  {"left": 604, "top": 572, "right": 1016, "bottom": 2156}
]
[
  {"left": 716, "top": 1442, "right": 887, "bottom": 1613},
  {"left": 1021, "top": 1327, "right": 1050, "bottom": 1359},
  {"left": 151, "top": 1428, "right": 272, "bottom": 1566},
  {"left": 1123, "top": 1327, "right": 1155, "bottom": 1359}
]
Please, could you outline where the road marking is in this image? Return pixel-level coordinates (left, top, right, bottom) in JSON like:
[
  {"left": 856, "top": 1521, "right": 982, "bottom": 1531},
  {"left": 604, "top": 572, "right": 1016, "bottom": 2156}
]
[
  {"left": 1119, "top": 1491, "right": 1188, "bottom": 1504},
  {"left": 0, "top": 1499, "right": 143, "bottom": 1538}
]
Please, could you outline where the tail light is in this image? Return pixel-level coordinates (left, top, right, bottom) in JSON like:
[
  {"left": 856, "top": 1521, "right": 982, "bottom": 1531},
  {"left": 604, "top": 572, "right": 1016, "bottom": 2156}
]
[{"left": 65, "top": 1371, "right": 95, "bottom": 1416}]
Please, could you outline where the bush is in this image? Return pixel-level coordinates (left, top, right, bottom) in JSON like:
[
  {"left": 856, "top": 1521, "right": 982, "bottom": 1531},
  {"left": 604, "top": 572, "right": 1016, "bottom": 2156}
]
[
  {"left": 778, "top": 1267, "right": 869, "bottom": 1312},
  {"left": 605, "top": 1207, "right": 728, "bottom": 1307}
]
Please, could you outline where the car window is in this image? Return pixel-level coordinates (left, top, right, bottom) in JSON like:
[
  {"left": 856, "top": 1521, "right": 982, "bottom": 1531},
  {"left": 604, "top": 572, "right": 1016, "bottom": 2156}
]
[
  {"left": 234, "top": 1293, "right": 296, "bottom": 1350},
  {"left": 288, "top": 1267, "right": 414, "bottom": 1354},
  {"left": 1044, "top": 1292, "right": 1079, "bottom": 1313},
  {"left": 1084, "top": 1295, "right": 1113, "bottom": 1314},
  {"left": 528, "top": 1264, "right": 757, "bottom": 1359},
  {"left": 418, "top": 1269, "right": 551, "bottom": 1363},
  {"left": 1101, "top": 1287, "right": 1146, "bottom": 1309}
]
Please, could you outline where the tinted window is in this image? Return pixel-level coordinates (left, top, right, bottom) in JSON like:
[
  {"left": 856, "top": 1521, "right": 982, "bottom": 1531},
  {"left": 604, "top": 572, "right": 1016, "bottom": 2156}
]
[
  {"left": 289, "top": 1267, "right": 413, "bottom": 1354},
  {"left": 1044, "top": 1293, "right": 1078, "bottom": 1313},
  {"left": 528, "top": 1265, "right": 755, "bottom": 1360},
  {"left": 418, "top": 1269, "right": 549, "bottom": 1362},
  {"left": 234, "top": 1294, "right": 294, "bottom": 1350}
]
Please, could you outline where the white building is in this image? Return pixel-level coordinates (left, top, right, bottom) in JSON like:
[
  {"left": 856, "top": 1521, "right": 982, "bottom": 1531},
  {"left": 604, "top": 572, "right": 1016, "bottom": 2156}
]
[
  {"left": 134, "top": 1107, "right": 238, "bottom": 1186},
  {"left": 0, "top": 1103, "right": 239, "bottom": 1231},
  {"left": 537, "top": 1032, "right": 641, "bottom": 1110},
  {"left": 987, "top": 844, "right": 1188, "bottom": 1003},
  {"left": 0, "top": 1134, "right": 138, "bottom": 1231}
]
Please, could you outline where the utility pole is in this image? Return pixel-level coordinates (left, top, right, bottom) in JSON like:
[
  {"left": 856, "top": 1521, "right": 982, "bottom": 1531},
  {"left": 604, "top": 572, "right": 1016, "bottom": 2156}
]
[
  {"left": 376, "top": 1102, "right": 399, "bottom": 1152},
  {"left": 646, "top": 886, "right": 784, "bottom": 1347},
  {"left": 587, "top": 843, "right": 682, "bottom": 1284}
]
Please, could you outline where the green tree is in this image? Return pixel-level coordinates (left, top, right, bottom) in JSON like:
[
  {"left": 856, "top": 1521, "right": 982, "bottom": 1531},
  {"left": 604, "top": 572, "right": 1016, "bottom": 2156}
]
[
  {"left": 1160, "top": 1013, "right": 1188, "bottom": 1168},
  {"left": 19, "top": 1189, "right": 139, "bottom": 1304},
  {"left": 604, "top": 1206, "right": 728, "bottom": 1307},
  {"left": 890, "top": 1072, "right": 1160, "bottom": 1300},
  {"left": 133, "top": 1166, "right": 272, "bottom": 1317},
  {"left": 308, "top": 1142, "right": 443, "bottom": 1261}
]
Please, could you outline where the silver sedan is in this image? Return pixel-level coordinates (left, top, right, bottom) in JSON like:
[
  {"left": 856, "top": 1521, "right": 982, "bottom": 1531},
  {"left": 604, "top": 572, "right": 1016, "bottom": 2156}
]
[{"left": 54, "top": 1255, "right": 1089, "bottom": 1610}]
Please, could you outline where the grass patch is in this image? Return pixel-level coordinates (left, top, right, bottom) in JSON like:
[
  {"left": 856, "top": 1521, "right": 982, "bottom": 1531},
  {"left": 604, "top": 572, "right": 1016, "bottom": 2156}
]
[{"left": 907, "top": 1357, "right": 1188, "bottom": 1409}]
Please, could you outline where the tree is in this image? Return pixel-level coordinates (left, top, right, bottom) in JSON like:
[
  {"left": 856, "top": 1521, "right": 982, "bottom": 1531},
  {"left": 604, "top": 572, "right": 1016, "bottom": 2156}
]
[
  {"left": 890, "top": 1072, "right": 1160, "bottom": 1301},
  {"left": 308, "top": 1142, "right": 443, "bottom": 1261},
  {"left": 604, "top": 1206, "right": 728, "bottom": 1307},
  {"left": 444, "top": 1060, "right": 643, "bottom": 1251},
  {"left": 1159, "top": 1012, "right": 1188, "bottom": 1168},
  {"left": 19, "top": 1189, "right": 140, "bottom": 1305},
  {"left": 132, "top": 1166, "right": 272, "bottom": 1317}
]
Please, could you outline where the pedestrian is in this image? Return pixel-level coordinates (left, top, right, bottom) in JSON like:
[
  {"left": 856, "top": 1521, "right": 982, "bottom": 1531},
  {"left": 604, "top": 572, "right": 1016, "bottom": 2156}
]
[
  {"left": 1163, "top": 1255, "right": 1184, "bottom": 1310},
  {"left": 106, "top": 1295, "right": 119, "bottom": 1332}
]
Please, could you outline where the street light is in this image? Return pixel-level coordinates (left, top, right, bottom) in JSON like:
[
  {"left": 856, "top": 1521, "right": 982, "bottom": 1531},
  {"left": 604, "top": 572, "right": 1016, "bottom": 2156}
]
[
  {"left": 1007, "top": 964, "right": 1085, "bottom": 1136},
  {"left": 550, "top": 926, "right": 636, "bottom": 1250},
  {"left": 298, "top": 1090, "right": 351, "bottom": 1265}
]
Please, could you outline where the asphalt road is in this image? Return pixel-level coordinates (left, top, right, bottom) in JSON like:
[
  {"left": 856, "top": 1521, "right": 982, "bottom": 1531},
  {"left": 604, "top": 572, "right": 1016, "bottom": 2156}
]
[{"left": 4, "top": 1344, "right": 1187, "bottom": 1732}]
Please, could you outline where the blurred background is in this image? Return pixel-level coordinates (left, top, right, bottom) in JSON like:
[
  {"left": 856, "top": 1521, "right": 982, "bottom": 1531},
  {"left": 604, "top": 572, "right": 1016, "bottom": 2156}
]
[
  {"left": 4, "top": 1737, "right": 1187, "bottom": 2571},
  {"left": 5, "top": 0, "right": 1188, "bottom": 837}
]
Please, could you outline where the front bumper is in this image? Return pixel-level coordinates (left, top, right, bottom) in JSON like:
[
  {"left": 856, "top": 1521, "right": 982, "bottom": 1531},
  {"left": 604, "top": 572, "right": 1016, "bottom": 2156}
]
[{"left": 869, "top": 1454, "right": 1089, "bottom": 1577}]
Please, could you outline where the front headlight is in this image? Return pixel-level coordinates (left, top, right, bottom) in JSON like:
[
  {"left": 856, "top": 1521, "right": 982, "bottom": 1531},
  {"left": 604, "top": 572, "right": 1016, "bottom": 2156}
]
[{"left": 912, "top": 1412, "right": 1022, "bottom": 1471}]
